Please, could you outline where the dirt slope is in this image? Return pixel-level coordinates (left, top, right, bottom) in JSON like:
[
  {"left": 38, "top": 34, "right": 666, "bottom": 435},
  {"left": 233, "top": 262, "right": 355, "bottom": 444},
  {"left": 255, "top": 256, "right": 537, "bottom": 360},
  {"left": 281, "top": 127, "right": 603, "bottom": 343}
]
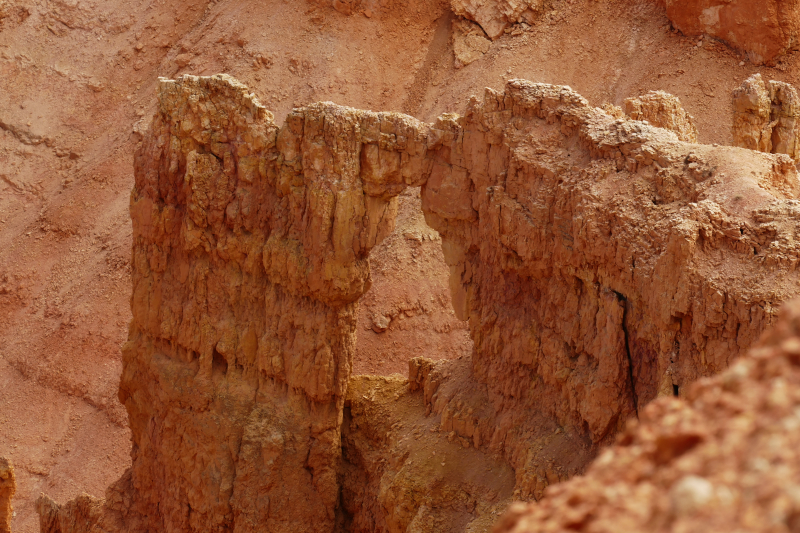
[{"left": 4, "top": 0, "right": 800, "bottom": 531}]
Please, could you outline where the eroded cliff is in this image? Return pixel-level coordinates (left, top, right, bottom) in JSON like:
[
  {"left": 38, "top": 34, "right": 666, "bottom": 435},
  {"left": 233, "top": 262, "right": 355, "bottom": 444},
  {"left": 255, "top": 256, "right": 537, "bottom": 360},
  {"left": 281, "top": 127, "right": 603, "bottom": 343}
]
[
  {"left": 664, "top": 0, "right": 800, "bottom": 64},
  {"left": 37, "top": 75, "right": 800, "bottom": 532},
  {"left": 495, "top": 297, "right": 800, "bottom": 533},
  {"left": 733, "top": 74, "right": 800, "bottom": 160}
]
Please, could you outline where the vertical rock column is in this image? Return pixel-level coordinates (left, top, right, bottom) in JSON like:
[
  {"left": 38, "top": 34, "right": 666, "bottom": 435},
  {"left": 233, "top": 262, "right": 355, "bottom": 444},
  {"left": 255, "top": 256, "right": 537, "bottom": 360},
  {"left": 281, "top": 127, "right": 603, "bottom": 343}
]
[
  {"left": 733, "top": 73, "right": 800, "bottom": 159},
  {"left": 118, "top": 75, "right": 432, "bottom": 532},
  {"left": 0, "top": 458, "right": 14, "bottom": 533}
]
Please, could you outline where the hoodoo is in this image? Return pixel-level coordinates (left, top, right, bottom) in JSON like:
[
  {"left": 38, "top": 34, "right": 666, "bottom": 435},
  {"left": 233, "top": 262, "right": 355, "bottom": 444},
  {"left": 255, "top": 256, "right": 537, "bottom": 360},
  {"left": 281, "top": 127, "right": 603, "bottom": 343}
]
[{"left": 37, "top": 75, "right": 800, "bottom": 532}]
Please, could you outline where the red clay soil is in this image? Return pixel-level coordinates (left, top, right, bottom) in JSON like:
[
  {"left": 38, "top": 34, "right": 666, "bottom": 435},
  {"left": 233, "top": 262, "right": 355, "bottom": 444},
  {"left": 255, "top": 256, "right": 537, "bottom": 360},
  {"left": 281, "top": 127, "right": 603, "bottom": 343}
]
[{"left": 4, "top": 0, "right": 800, "bottom": 530}]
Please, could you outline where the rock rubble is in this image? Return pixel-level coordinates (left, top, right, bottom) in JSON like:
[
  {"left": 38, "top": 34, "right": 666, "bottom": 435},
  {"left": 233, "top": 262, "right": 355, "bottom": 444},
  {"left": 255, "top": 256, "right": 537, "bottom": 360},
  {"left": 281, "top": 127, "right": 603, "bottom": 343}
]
[{"left": 494, "top": 297, "right": 800, "bottom": 533}]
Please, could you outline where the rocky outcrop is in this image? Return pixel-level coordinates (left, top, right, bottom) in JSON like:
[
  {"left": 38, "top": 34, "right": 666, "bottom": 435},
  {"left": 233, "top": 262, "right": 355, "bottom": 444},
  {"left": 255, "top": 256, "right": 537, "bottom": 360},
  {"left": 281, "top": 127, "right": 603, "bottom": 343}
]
[
  {"left": 37, "top": 76, "right": 800, "bottom": 532},
  {"left": 624, "top": 91, "right": 698, "bottom": 143},
  {"left": 733, "top": 74, "right": 800, "bottom": 160},
  {"left": 36, "top": 74, "right": 438, "bottom": 533},
  {"left": 453, "top": 18, "right": 492, "bottom": 68},
  {"left": 412, "top": 79, "right": 800, "bottom": 502},
  {"left": 0, "top": 458, "right": 14, "bottom": 533},
  {"left": 494, "top": 297, "right": 800, "bottom": 533},
  {"left": 450, "top": 0, "right": 547, "bottom": 39},
  {"left": 664, "top": 0, "right": 800, "bottom": 64}
]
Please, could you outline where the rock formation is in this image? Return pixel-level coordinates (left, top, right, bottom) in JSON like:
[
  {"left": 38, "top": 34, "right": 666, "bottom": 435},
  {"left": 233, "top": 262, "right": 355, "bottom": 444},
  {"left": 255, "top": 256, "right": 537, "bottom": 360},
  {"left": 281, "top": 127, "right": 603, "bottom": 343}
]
[
  {"left": 0, "top": 458, "right": 14, "bottom": 533},
  {"left": 663, "top": 0, "right": 800, "bottom": 64},
  {"left": 733, "top": 74, "right": 800, "bottom": 160},
  {"left": 624, "top": 91, "right": 698, "bottom": 143},
  {"left": 340, "top": 374, "right": 516, "bottom": 532},
  {"left": 0, "top": 461, "right": 13, "bottom": 533},
  {"left": 37, "top": 75, "right": 800, "bottom": 532},
  {"left": 453, "top": 18, "right": 492, "bottom": 68},
  {"left": 450, "top": 0, "right": 547, "bottom": 39},
  {"left": 494, "top": 297, "right": 800, "bottom": 533}
]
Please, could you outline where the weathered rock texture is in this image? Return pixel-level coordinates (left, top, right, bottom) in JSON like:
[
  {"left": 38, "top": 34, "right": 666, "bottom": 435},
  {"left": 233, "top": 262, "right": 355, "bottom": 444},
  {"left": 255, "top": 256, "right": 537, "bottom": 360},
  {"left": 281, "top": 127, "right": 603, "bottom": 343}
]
[
  {"left": 664, "top": 0, "right": 800, "bottom": 64},
  {"left": 411, "top": 79, "right": 800, "bottom": 503},
  {"left": 0, "top": 458, "right": 14, "bottom": 533},
  {"left": 450, "top": 0, "right": 547, "bottom": 39},
  {"left": 453, "top": 18, "right": 492, "bottom": 68},
  {"left": 494, "top": 297, "right": 800, "bottom": 533},
  {"left": 733, "top": 74, "right": 800, "bottom": 160},
  {"left": 624, "top": 91, "right": 699, "bottom": 143},
  {"left": 37, "top": 75, "right": 800, "bottom": 532},
  {"left": 340, "top": 374, "right": 516, "bottom": 532}
]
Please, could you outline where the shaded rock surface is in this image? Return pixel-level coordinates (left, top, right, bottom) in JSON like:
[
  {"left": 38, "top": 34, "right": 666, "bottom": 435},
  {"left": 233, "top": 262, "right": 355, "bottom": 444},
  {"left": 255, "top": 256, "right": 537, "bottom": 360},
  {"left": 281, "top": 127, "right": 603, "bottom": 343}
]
[
  {"left": 664, "top": 0, "right": 800, "bottom": 64},
  {"left": 733, "top": 74, "right": 800, "bottom": 160},
  {"left": 340, "top": 374, "right": 515, "bottom": 533},
  {"left": 494, "top": 297, "right": 800, "bottom": 533},
  {"left": 36, "top": 75, "right": 800, "bottom": 532}
]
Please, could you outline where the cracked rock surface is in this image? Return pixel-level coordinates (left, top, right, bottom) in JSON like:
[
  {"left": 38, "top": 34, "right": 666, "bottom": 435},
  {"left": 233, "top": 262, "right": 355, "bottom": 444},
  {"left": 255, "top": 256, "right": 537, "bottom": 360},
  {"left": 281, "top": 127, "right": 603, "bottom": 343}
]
[{"left": 495, "top": 297, "right": 800, "bottom": 533}]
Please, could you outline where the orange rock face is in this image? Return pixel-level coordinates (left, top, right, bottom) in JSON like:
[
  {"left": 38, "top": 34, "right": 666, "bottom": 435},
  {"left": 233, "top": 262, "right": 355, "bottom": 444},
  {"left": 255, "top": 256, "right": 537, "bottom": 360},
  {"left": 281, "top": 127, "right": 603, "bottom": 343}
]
[
  {"left": 664, "top": 0, "right": 800, "bottom": 64},
  {"left": 36, "top": 75, "right": 800, "bottom": 532},
  {"left": 624, "top": 91, "right": 698, "bottom": 143},
  {"left": 0, "top": 458, "right": 14, "bottom": 533},
  {"left": 733, "top": 74, "right": 800, "bottom": 160},
  {"left": 119, "top": 74, "right": 432, "bottom": 532},
  {"left": 494, "top": 297, "right": 800, "bottom": 533}
]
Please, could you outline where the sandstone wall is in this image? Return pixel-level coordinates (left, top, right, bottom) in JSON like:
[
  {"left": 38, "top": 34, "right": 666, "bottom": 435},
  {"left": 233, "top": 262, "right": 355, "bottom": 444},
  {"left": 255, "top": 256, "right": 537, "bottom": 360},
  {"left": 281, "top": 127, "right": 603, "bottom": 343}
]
[
  {"left": 733, "top": 74, "right": 800, "bottom": 160},
  {"left": 409, "top": 79, "right": 800, "bottom": 500},
  {"left": 664, "top": 0, "right": 800, "bottom": 64},
  {"left": 36, "top": 74, "right": 442, "bottom": 533},
  {"left": 37, "top": 76, "right": 800, "bottom": 532},
  {"left": 495, "top": 297, "right": 800, "bottom": 533}
]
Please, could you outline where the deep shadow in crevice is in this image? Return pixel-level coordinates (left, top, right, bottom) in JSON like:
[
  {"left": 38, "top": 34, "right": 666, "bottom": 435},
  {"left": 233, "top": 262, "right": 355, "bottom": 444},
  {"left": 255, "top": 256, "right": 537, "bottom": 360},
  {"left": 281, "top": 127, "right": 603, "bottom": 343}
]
[{"left": 212, "top": 347, "right": 228, "bottom": 378}]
